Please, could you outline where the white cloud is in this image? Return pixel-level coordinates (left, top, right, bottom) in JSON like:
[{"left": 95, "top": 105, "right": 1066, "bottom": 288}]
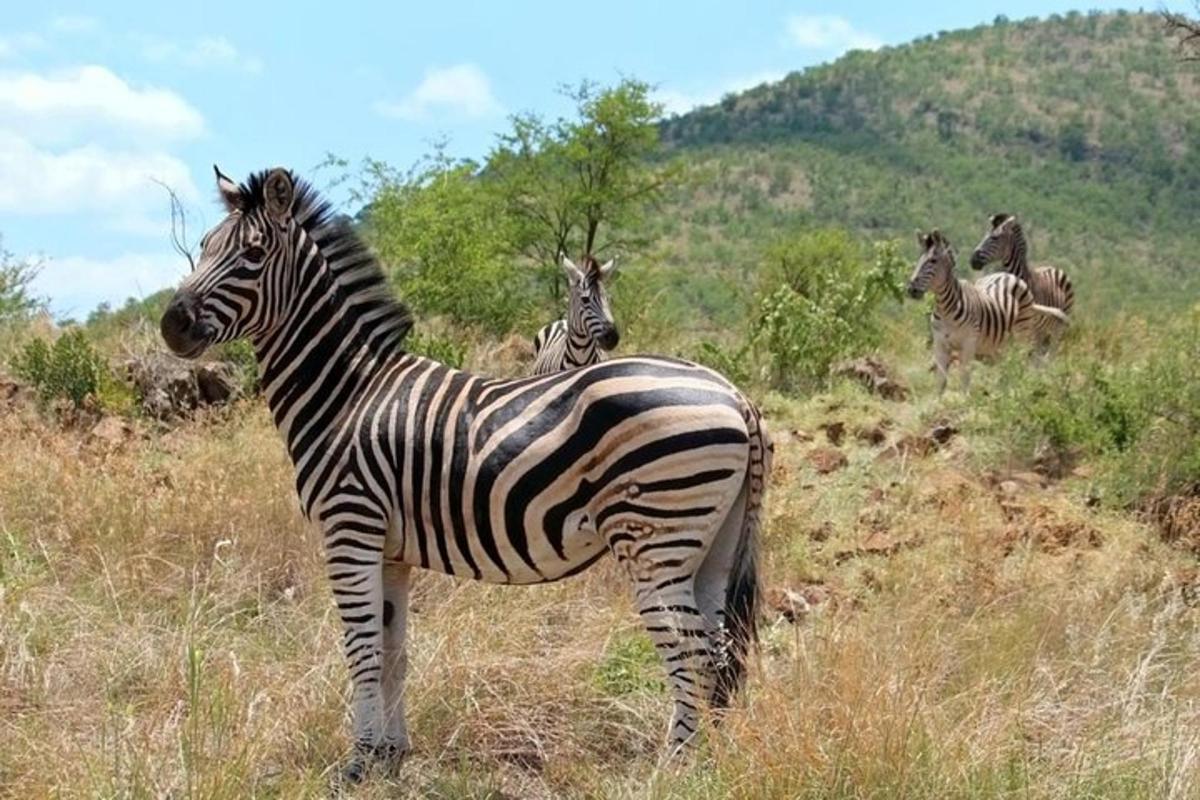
[
  {"left": 657, "top": 71, "right": 786, "bottom": 116},
  {"left": 138, "top": 35, "right": 263, "bottom": 74},
  {"left": 32, "top": 251, "right": 187, "bottom": 318},
  {"left": 0, "top": 66, "right": 205, "bottom": 144},
  {"left": 375, "top": 63, "right": 503, "bottom": 121},
  {"left": 785, "top": 14, "right": 882, "bottom": 53},
  {"left": 0, "top": 131, "right": 198, "bottom": 216},
  {"left": 50, "top": 15, "right": 100, "bottom": 34}
]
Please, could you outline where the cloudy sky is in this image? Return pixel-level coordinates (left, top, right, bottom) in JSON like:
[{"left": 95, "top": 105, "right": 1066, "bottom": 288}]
[{"left": 1, "top": 1, "right": 1147, "bottom": 318}]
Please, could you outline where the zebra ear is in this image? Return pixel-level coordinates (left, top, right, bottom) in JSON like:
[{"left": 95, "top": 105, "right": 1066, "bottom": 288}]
[
  {"left": 916, "top": 230, "right": 927, "bottom": 248},
  {"left": 597, "top": 257, "right": 618, "bottom": 280},
  {"left": 263, "top": 168, "right": 294, "bottom": 222},
  {"left": 990, "top": 213, "right": 1010, "bottom": 228},
  {"left": 560, "top": 255, "right": 585, "bottom": 285},
  {"left": 214, "top": 165, "right": 243, "bottom": 212}
]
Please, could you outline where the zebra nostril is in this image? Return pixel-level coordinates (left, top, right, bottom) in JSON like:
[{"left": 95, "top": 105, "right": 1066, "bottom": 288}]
[{"left": 600, "top": 327, "right": 620, "bottom": 350}]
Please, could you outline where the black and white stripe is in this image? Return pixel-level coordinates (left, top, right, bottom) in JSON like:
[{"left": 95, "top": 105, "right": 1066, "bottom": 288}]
[
  {"left": 161, "top": 167, "right": 770, "bottom": 782},
  {"left": 970, "top": 213, "right": 1074, "bottom": 344},
  {"left": 909, "top": 229, "right": 1068, "bottom": 394},
  {"left": 531, "top": 255, "right": 620, "bottom": 374}
]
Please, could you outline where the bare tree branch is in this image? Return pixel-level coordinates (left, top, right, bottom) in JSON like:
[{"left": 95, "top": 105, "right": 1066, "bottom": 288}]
[
  {"left": 152, "top": 179, "right": 196, "bottom": 271},
  {"left": 1164, "top": 4, "right": 1200, "bottom": 61}
]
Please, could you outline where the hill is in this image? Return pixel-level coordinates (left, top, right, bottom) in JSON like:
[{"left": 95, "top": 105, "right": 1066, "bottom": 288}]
[{"left": 652, "top": 10, "right": 1199, "bottom": 318}]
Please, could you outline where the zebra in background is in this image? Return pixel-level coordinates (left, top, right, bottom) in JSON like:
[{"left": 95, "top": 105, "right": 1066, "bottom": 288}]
[
  {"left": 160, "top": 167, "right": 771, "bottom": 783},
  {"left": 970, "top": 213, "right": 1074, "bottom": 347},
  {"left": 531, "top": 254, "right": 620, "bottom": 374},
  {"left": 909, "top": 229, "right": 1069, "bottom": 394}
]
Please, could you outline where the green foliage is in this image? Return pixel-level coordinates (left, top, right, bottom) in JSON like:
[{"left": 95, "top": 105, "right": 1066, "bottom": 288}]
[
  {"left": 211, "top": 339, "right": 260, "bottom": 396},
  {"left": 489, "top": 78, "right": 679, "bottom": 292},
  {"left": 406, "top": 329, "right": 468, "bottom": 369},
  {"left": 592, "top": 630, "right": 664, "bottom": 697},
  {"left": 747, "top": 232, "right": 906, "bottom": 388},
  {"left": 10, "top": 330, "right": 132, "bottom": 413},
  {"left": 984, "top": 310, "right": 1200, "bottom": 504},
  {"left": 0, "top": 238, "right": 43, "bottom": 324},
  {"left": 84, "top": 290, "right": 174, "bottom": 342},
  {"left": 358, "top": 152, "right": 537, "bottom": 335}
]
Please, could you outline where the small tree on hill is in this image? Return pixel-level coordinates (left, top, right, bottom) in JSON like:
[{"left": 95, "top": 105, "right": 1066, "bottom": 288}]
[
  {"left": 1164, "top": 3, "right": 1200, "bottom": 60},
  {"left": 0, "top": 236, "right": 44, "bottom": 324}
]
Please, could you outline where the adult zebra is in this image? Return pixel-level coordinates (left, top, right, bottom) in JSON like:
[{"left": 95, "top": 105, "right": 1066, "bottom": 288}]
[
  {"left": 531, "top": 254, "right": 619, "bottom": 375},
  {"left": 970, "top": 213, "right": 1074, "bottom": 346},
  {"left": 160, "top": 167, "right": 770, "bottom": 783},
  {"left": 909, "top": 230, "right": 1068, "bottom": 394}
]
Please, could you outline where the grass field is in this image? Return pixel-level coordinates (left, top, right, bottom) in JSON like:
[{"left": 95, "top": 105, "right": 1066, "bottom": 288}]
[{"left": 3, "top": 318, "right": 1200, "bottom": 799}]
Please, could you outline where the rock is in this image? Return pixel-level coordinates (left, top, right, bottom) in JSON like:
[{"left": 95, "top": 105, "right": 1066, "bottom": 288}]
[
  {"left": 124, "top": 353, "right": 241, "bottom": 419},
  {"left": 833, "top": 356, "right": 909, "bottom": 401},
  {"left": 929, "top": 422, "right": 959, "bottom": 445},
  {"left": 821, "top": 421, "right": 846, "bottom": 446},
  {"left": 854, "top": 425, "right": 887, "bottom": 446},
  {"left": 807, "top": 446, "right": 848, "bottom": 474},
  {"left": 89, "top": 415, "right": 133, "bottom": 447}
]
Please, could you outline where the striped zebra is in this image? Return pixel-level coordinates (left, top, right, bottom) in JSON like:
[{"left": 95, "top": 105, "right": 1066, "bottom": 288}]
[
  {"left": 531, "top": 254, "right": 620, "bottom": 374},
  {"left": 160, "top": 167, "right": 771, "bottom": 783},
  {"left": 970, "top": 213, "right": 1074, "bottom": 346},
  {"left": 909, "top": 230, "right": 1068, "bottom": 394}
]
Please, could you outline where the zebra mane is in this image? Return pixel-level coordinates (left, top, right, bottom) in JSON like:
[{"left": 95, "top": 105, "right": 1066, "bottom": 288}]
[{"left": 238, "top": 169, "right": 414, "bottom": 355}]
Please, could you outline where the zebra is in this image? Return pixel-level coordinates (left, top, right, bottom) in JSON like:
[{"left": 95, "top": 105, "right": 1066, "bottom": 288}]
[
  {"left": 159, "top": 167, "right": 771, "bottom": 783},
  {"left": 969, "top": 213, "right": 1074, "bottom": 347},
  {"left": 531, "top": 254, "right": 620, "bottom": 375},
  {"left": 908, "top": 229, "right": 1069, "bottom": 394}
]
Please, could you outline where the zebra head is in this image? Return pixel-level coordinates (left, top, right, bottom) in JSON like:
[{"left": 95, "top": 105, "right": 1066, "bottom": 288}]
[
  {"left": 561, "top": 254, "right": 620, "bottom": 351},
  {"left": 908, "top": 229, "right": 954, "bottom": 299},
  {"left": 161, "top": 166, "right": 300, "bottom": 358},
  {"left": 970, "top": 213, "right": 1016, "bottom": 271}
]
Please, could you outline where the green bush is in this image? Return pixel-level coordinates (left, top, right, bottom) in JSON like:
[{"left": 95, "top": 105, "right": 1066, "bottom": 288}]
[
  {"left": 10, "top": 330, "right": 133, "bottom": 413},
  {"left": 747, "top": 231, "right": 905, "bottom": 389},
  {"left": 983, "top": 309, "right": 1200, "bottom": 503},
  {"left": 405, "top": 330, "right": 468, "bottom": 369}
]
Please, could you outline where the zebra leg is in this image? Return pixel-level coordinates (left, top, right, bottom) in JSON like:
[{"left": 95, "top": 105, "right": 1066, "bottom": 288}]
[
  {"left": 319, "top": 498, "right": 388, "bottom": 784},
  {"left": 933, "top": 337, "right": 951, "bottom": 396},
  {"left": 959, "top": 336, "right": 977, "bottom": 393},
  {"left": 378, "top": 561, "right": 412, "bottom": 767},
  {"left": 609, "top": 525, "right": 716, "bottom": 757}
]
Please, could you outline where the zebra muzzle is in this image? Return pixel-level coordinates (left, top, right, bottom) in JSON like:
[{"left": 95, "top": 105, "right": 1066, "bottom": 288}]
[{"left": 161, "top": 291, "right": 214, "bottom": 359}]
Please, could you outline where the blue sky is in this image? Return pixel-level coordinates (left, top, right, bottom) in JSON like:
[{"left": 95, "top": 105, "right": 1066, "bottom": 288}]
[{"left": 0, "top": 1, "right": 1166, "bottom": 318}]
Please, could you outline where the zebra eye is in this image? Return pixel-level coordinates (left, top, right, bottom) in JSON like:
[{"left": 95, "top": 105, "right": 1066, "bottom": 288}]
[{"left": 243, "top": 245, "right": 267, "bottom": 264}]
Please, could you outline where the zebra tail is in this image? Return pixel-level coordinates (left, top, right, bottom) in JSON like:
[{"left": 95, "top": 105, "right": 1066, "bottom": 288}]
[
  {"left": 1032, "top": 303, "right": 1070, "bottom": 325},
  {"left": 712, "top": 400, "right": 770, "bottom": 709}
]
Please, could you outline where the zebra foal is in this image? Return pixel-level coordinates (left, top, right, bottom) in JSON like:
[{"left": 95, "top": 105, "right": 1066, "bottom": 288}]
[
  {"left": 160, "top": 167, "right": 770, "bottom": 783},
  {"left": 909, "top": 229, "right": 1068, "bottom": 394},
  {"left": 531, "top": 254, "right": 620, "bottom": 374}
]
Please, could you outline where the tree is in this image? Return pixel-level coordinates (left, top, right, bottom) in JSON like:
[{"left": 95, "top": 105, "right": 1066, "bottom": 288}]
[
  {"left": 0, "top": 236, "right": 44, "bottom": 323},
  {"left": 488, "top": 79, "right": 679, "bottom": 297},
  {"left": 357, "top": 150, "right": 535, "bottom": 334}
]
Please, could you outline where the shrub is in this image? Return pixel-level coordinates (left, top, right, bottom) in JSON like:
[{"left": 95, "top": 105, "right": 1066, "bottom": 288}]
[
  {"left": 10, "top": 329, "right": 133, "bottom": 413},
  {"left": 747, "top": 231, "right": 905, "bottom": 389},
  {"left": 983, "top": 309, "right": 1200, "bottom": 504}
]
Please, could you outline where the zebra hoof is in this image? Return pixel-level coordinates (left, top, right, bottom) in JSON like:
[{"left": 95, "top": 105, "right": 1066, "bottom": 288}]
[
  {"left": 372, "top": 741, "right": 409, "bottom": 773},
  {"left": 339, "top": 757, "right": 368, "bottom": 785}
]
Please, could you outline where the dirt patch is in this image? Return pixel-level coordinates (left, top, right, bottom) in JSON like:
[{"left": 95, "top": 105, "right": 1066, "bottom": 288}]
[
  {"left": 854, "top": 424, "right": 887, "bottom": 446},
  {"left": 807, "top": 447, "right": 848, "bottom": 475},
  {"left": 1142, "top": 489, "right": 1200, "bottom": 554},
  {"left": 834, "top": 357, "right": 909, "bottom": 401},
  {"left": 834, "top": 531, "right": 919, "bottom": 564},
  {"left": 1000, "top": 505, "right": 1104, "bottom": 555}
]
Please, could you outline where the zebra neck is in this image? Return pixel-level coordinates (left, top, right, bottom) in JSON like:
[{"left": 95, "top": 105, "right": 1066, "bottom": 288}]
[
  {"left": 564, "top": 322, "right": 599, "bottom": 367},
  {"left": 1002, "top": 225, "right": 1031, "bottom": 281},
  {"left": 253, "top": 260, "right": 394, "bottom": 511},
  {"left": 932, "top": 266, "right": 963, "bottom": 317}
]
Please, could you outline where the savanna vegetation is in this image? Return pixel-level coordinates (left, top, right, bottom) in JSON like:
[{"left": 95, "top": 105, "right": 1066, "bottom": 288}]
[{"left": 4, "top": 10, "right": 1200, "bottom": 799}]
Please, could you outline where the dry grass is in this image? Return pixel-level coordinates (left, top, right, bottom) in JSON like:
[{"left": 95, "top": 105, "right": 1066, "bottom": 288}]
[{"left": 3, "top": 359, "right": 1200, "bottom": 799}]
